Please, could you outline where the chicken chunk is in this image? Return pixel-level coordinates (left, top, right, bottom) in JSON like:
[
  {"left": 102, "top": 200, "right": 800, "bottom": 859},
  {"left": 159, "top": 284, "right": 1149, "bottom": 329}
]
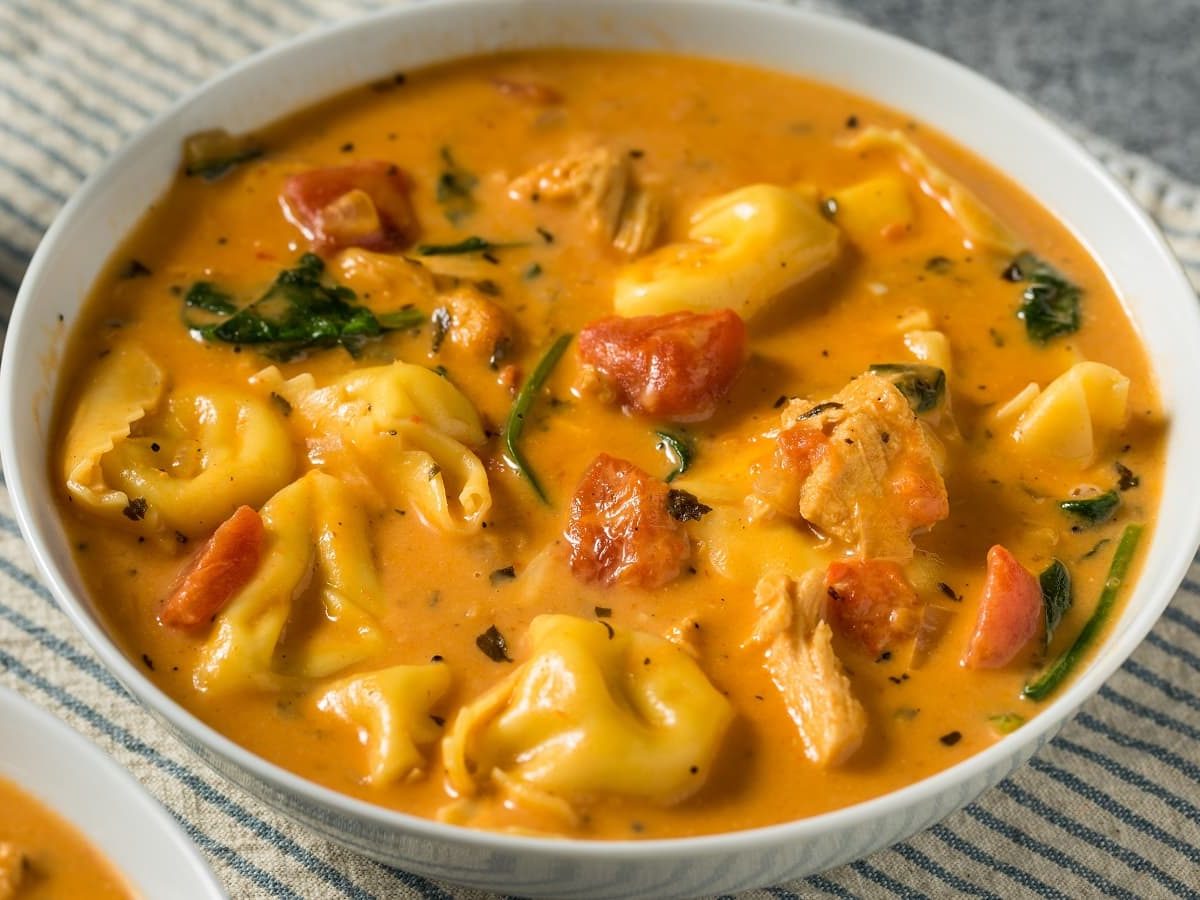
[
  {"left": 435, "top": 286, "right": 513, "bottom": 363},
  {"left": 0, "top": 842, "right": 27, "bottom": 900},
  {"left": 825, "top": 557, "right": 923, "bottom": 655},
  {"left": 757, "top": 373, "right": 949, "bottom": 559},
  {"left": 745, "top": 572, "right": 867, "bottom": 766},
  {"left": 508, "top": 146, "right": 663, "bottom": 255}
]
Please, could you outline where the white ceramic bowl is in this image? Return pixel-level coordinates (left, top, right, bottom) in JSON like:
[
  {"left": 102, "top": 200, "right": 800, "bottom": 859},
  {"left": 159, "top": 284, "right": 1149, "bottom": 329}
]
[
  {"left": 0, "top": 687, "right": 226, "bottom": 899},
  {"left": 3, "top": 1, "right": 1199, "bottom": 897}
]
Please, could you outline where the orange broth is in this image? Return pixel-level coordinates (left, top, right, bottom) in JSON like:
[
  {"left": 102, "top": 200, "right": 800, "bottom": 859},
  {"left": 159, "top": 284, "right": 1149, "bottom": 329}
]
[{"left": 51, "top": 51, "right": 1162, "bottom": 839}]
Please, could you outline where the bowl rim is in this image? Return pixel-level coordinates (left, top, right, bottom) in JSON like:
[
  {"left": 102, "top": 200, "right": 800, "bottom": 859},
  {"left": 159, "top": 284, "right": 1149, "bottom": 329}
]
[
  {"left": 0, "top": 685, "right": 228, "bottom": 897},
  {"left": 2, "top": 0, "right": 1199, "bottom": 864}
]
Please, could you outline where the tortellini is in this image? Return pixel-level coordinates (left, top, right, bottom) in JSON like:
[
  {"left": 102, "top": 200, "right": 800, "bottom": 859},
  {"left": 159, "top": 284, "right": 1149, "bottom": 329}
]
[
  {"left": 253, "top": 361, "right": 491, "bottom": 533},
  {"left": 61, "top": 343, "right": 294, "bottom": 537},
  {"left": 443, "top": 615, "right": 733, "bottom": 808},
  {"left": 613, "top": 184, "right": 840, "bottom": 318},
  {"left": 317, "top": 663, "right": 451, "bottom": 785},
  {"left": 62, "top": 343, "right": 165, "bottom": 517},
  {"left": 828, "top": 175, "right": 915, "bottom": 244},
  {"left": 195, "top": 471, "right": 389, "bottom": 693},
  {"left": 845, "top": 127, "right": 1020, "bottom": 255},
  {"left": 1001, "top": 362, "right": 1130, "bottom": 465}
]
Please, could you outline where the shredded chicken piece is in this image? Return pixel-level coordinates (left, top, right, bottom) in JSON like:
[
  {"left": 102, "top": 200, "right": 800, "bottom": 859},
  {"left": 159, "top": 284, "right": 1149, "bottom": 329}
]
[
  {"left": 612, "top": 184, "right": 663, "bottom": 255},
  {"left": 0, "top": 842, "right": 28, "bottom": 900},
  {"left": 759, "top": 373, "right": 949, "bottom": 560},
  {"left": 745, "top": 572, "right": 867, "bottom": 766},
  {"left": 438, "top": 286, "right": 512, "bottom": 360},
  {"left": 509, "top": 146, "right": 663, "bottom": 255}
]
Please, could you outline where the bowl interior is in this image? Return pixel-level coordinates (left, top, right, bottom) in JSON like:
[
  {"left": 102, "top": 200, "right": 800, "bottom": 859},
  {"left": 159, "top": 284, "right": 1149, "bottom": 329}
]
[{"left": 2, "top": 0, "right": 1198, "bottom": 865}]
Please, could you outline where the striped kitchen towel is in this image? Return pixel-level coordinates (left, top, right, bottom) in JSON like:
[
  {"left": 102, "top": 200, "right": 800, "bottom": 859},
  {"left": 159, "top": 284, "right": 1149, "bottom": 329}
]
[{"left": 1, "top": 1, "right": 1199, "bottom": 898}]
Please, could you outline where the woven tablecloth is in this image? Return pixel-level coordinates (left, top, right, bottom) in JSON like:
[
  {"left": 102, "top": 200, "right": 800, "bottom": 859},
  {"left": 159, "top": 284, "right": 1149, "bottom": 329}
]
[{"left": 2, "top": 1, "right": 1199, "bottom": 897}]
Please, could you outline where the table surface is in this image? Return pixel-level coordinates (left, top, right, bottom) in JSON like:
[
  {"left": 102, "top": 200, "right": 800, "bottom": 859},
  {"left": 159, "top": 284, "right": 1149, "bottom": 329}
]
[{"left": 838, "top": 0, "right": 1200, "bottom": 183}]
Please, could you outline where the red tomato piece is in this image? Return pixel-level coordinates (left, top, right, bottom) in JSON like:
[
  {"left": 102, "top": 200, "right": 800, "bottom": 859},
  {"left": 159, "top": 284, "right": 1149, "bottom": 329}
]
[
  {"left": 281, "top": 161, "right": 418, "bottom": 253},
  {"left": 578, "top": 309, "right": 747, "bottom": 422},
  {"left": 565, "top": 453, "right": 689, "bottom": 589},
  {"left": 160, "top": 505, "right": 265, "bottom": 629},
  {"left": 778, "top": 424, "right": 830, "bottom": 481},
  {"left": 825, "top": 558, "right": 922, "bottom": 655},
  {"left": 961, "top": 545, "right": 1043, "bottom": 669}
]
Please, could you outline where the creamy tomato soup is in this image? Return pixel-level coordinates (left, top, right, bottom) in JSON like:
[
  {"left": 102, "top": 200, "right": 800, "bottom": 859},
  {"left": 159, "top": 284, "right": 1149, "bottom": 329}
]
[
  {"left": 52, "top": 51, "right": 1162, "bottom": 838},
  {"left": 0, "top": 778, "right": 133, "bottom": 899}
]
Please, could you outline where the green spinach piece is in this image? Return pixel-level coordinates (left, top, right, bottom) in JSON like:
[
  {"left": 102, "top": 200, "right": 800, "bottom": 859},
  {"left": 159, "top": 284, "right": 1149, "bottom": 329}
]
[
  {"left": 1012, "top": 252, "right": 1082, "bottom": 343},
  {"left": 869, "top": 363, "right": 946, "bottom": 413},
  {"left": 1060, "top": 490, "right": 1120, "bottom": 525},
  {"left": 417, "top": 236, "right": 525, "bottom": 256},
  {"left": 654, "top": 430, "right": 694, "bottom": 482},
  {"left": 1039, "top": 559, "right": 1073, "bottom": 650},
  {"left": 183, "top": 253, "right": 423, "bottom": 358},
  {"left": 436, "top": 147, "right": 478, "bottom": 224}
]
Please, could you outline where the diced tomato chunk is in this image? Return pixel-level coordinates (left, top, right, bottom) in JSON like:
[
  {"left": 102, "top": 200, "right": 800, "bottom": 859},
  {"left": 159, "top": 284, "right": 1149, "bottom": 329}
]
[
  {"left": 281, "top": 161, "right": 418, "bottom": 253},
  {"left": 160, "top": 505, "right": 265, "bottom": 629},
  {"left": 961, "top": 545, "right": 1043, "bottom": 669},
  {"left": 565, "top": 453, "right": 689, "bottom": 588},
  {"left": 825, "top": 558, "right": 922, "bottom": 654},
  {"left": 578, "top": 309, "right": 746, "bottom": 422}
]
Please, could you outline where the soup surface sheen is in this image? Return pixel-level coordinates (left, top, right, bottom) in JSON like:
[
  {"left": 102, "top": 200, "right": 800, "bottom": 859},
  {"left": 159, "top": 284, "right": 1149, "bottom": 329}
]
[
  {"left": 0, "top": 778, "right": 133, "bottom": 899},
  {"left": 52, "top": 51, "right": 1162, "bottom": 839}
]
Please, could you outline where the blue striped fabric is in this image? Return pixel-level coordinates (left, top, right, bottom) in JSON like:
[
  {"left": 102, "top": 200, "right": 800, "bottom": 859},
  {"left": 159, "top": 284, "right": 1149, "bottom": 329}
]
[{"left": 1, "top": 1, "right": 1199, "bottom": 898}]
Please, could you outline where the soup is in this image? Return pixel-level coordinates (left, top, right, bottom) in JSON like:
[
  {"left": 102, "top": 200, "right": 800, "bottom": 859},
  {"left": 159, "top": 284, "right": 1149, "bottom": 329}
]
[
  {"left": 52, "top": 51, "right": 1162, "bottom": 839},
  {"left": 0, "top": 778, "right": 133, "bottom": 899}
]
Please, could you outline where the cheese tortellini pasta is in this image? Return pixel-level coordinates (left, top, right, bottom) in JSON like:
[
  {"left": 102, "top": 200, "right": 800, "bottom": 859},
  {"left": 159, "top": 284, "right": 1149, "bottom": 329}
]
[
  {"left": 195, "top": 471, "right": 389, "bottom": 693},
  {"left": 614, "top": 184, "right": 840, "bottom": 318},
  {"left": 1001, "top": 362, "right": 1130, "bottom": 465},
  {"left": 828, "top": 175, "right": 915, "bottom": 244},
  {"left": 443, "top": 615, "right": 733, "bottom": 809},
  {"left": 317, "top": 663, "right": 452, "bottom": 785},
  {"left": 253, "top": 361, "right": 491, "bottom": 533},
  {"left": 846, "top": 127, "right": 1021, "bottom": 255},
  {"left": 61, "top": 343, "right": 294, "bottom": 537}
]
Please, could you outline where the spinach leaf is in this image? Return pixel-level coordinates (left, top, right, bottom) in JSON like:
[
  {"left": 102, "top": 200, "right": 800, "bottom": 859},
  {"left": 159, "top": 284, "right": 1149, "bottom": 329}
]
[
  {"left": 1024, "top": 524, "right": 1142, "bottom": 701},
  {"left": 1011, "top": 252, "right": 1082, "bottom": 343},
  {"left": 1060, "top": 490, "right": 1119, "bottom": 525},
  {"left": 654, "top": 430, "right": 694, "bottom": 482},
  {"left": 475, "top": 625, "right": 513, "bottom": 663},
  {"left": 1039, "top": 559, "right": 1072, "bottom": 650},
  {"left": 869, "top": 363, "right": 946, "bottom": 413},
  {"left": 417, "top": 236, "right": 525, "bottom": 256},
  {"left": 436, "top": 146, "right": 478, "bottom": 224},
  {"left": 183, "top": 282, "right": 237, "bottom": 327},
  {"left": 504, "top": 333, "right": 573, "bottom": 504},
  {"left": 183, "top": 253, "right": 424, "bottom": 358}
]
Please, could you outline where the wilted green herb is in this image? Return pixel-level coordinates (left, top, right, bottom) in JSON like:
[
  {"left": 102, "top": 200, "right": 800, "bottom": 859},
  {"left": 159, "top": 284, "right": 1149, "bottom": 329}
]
[
  {"left": 1024, "top": 524, "right": 1142, "bottom": 701},
  {"left": 436, "top": 146, "right": 478, "bottom": 224},
  {"left": 182, "top": 254, "right": 423, "bottom": 359},
  {"left": 1060, "top": 490, "right": 1120, "bottom": 525},
  {"left": 869, "top": 363, "right": 946, "bottom": 413},
  {"left": 417, "top": 236, "right": 525, "bottom": 256},
  {"left": 504, "top": 333, "right": 573, "bottom": 504},
  {"left": 1039, "top": 559, "right": 1073, "bottom": 650},
  {"left": 1012, "top": 252, "right": 1082, "bottom": 343},
  {"left": 655, "top": 430, "right": 694, "bottom": 482}
]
